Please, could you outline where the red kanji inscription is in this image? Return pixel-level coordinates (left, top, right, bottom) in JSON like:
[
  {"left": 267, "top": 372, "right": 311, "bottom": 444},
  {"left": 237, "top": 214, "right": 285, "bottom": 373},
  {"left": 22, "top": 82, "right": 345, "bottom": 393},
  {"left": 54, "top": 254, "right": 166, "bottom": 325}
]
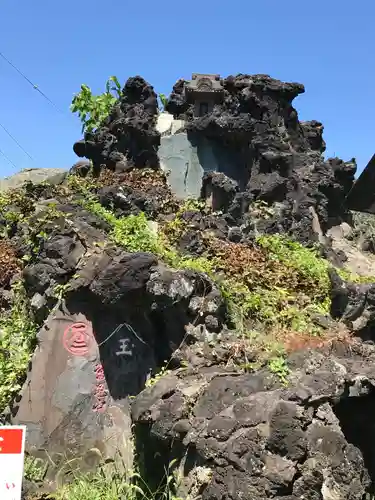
[
  {"left": 92, "top": 363, "right": 108, "bottom": 412},
  {"left": 94, "top": 364, "right": 105, "bottom": 382},
  {"left": 63, "top": 322, "right": 92, "bottom": 356}
]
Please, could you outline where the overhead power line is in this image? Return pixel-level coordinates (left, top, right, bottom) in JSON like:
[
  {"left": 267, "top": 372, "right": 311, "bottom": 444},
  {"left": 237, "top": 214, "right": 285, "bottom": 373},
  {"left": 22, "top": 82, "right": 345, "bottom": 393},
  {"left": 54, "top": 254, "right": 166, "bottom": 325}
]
[
  {"left": 0, "top": 122, "right": 33, "bottom": 160},
  {"left": 0, "top": 50, "right": 63, "bottom": 114},
  {"left": 0, "top": 147, "right": 18, "bottom": 169}
]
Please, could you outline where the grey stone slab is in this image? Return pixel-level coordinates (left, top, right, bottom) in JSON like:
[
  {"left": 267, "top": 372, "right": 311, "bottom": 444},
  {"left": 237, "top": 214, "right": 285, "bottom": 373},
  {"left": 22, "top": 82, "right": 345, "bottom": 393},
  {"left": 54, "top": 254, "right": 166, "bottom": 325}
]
[
  {"left": 158, "top": 132, "right": 247, "bottom": 200},
  {"left": 159, "top": 133, "right": 204, "bottom": 199},
  {"left": 0, "top": 168, "right": 67, "bottom": 192}
]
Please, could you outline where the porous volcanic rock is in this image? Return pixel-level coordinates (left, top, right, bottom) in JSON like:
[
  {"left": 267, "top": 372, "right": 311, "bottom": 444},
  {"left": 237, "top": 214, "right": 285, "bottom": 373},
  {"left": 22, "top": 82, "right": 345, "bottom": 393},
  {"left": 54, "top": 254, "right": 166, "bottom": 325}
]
[
  {"left": 168, "top": 74, "right": 356, "bottom": 242},
  {"left": 6, "top": 190, "right": 227, "bottom": 481},
  {"left": 132, "top": 341, "right": 375, "bottom": 500},
  {"left": 328, "top": 267, "right": 375, "bottom": 339},
  {"left": 73, "top": 76, "right": 160, "bottom": 175},
  {"left": 73, "top": 73, "right": 357, "bottom": 245},
  {"left": 0, "top": 146, "right": 371, "bottom": 498}
]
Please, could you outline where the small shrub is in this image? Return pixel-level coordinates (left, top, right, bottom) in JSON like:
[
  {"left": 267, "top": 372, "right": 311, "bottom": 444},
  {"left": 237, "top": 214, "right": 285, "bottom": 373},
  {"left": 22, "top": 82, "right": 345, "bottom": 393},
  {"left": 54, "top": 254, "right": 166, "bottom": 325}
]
[
  {"left": 268, "top": 355, "right": 289, "bottom": 385},
  {"left": 256, "top": 234, "right": 330, "bottom": 301},
  {"left": 71, "top": 76, "right": 122, "bottom": 133},
  {"left": 24, "top": 455, "right": 48, "bottom": 483},
  {"left": 111, "top": 213, "right": 161, "bottom": 254}
]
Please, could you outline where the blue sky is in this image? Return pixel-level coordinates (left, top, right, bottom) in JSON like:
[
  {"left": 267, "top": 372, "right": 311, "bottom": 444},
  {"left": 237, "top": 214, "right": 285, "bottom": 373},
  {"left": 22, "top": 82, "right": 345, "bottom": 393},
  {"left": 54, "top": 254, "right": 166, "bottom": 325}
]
[{"left": 0, "top": 0, "right": 374, "bottom": 178}]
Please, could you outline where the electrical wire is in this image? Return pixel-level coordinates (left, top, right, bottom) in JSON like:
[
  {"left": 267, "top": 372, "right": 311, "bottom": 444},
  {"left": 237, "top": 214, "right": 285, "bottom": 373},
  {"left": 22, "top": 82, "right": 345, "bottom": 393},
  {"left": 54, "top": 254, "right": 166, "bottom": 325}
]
[
  {"left": 0, "top": 122, "right": 33, "bottom": 160},
  {"left": 0, "top": 147, "right": 18, "bottom": 170},
  {"left": 0, "top": 50, "right": 63, "bottom": 114}
]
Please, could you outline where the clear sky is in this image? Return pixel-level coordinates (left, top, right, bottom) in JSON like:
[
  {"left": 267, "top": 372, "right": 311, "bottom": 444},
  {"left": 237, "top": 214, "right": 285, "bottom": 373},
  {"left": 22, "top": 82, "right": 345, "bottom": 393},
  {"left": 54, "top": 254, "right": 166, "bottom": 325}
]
[{"left": 0, "top": 0, "right": 374, "bottom": 178}]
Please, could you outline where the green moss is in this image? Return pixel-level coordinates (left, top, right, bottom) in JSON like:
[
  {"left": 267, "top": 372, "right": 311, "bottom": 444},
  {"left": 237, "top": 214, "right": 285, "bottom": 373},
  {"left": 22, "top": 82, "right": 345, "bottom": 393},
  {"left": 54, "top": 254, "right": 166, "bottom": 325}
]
[{"left": 0, "top": 281, "right": 37, "bottom": 412}]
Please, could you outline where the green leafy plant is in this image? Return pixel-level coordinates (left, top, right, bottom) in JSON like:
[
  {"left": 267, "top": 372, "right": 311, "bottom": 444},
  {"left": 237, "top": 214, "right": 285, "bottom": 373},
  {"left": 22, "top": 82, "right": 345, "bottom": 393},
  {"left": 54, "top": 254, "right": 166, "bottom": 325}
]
[
  {"left": 256, "top": 234, "right": 330, "bottom": 302},
  {"left": 159, "top": 93, "right": 168, "bottom": 111},
  {"left": 24, "top": 455, "right": 48, "bottom": 483},
  {"left": 0, "top": 280, "right": 37, "bottom": 412},
  {"left": 71, "top": 76, "right": 122, "bottom": 133},
  {"left": 268, "top": 355, "right": 289, "bottom": 385}
]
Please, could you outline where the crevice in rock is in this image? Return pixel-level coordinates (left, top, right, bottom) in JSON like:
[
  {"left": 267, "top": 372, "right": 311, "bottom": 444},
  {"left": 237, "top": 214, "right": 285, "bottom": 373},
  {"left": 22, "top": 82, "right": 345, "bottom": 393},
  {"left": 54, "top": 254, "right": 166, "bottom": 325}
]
[
  {"left": 134, "top": 423, "right": 185, "bottom": 496},
  {"left": 149, "top": 310, "right": 172, "bottom": 366},
  {"left": 333, "top": 390, "right": 375, "bottom": 497}
]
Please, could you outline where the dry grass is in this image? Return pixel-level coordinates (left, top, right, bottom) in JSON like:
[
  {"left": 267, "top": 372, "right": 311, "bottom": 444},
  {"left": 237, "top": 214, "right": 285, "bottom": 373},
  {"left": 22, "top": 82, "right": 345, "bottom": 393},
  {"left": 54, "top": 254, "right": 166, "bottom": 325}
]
[
  {"left": 209, "top": 239, "right": 298, "bottom": 289},
  {"left": 269, "top": 322, "right": 353, "bottom": 354},
  {"left": 99, "top": 168, "right": 171, "bottom": 192},
  {"left": 0, "top": 239, "right": 20, "bottom": 288}
]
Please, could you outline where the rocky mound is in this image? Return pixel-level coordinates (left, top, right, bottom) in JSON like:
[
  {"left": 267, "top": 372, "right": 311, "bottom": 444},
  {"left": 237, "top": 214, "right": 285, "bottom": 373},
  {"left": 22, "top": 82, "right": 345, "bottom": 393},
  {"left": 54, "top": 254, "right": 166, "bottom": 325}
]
[
  {"left": 0, "top": 166, "right": 373, "bottom": 500},
  {"left": 0, "top": 74, "right": 373, "bottom": 500},
  {"left": 73, "top": 74, "right": 356, "bottom": 245}
]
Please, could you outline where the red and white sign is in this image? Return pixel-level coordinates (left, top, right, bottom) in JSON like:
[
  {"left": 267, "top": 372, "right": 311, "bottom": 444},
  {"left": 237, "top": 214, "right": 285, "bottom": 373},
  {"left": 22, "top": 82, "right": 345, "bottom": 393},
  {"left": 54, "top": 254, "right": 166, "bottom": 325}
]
[{"left": 0, "top": 426, "right": 26, "bottom": 500}]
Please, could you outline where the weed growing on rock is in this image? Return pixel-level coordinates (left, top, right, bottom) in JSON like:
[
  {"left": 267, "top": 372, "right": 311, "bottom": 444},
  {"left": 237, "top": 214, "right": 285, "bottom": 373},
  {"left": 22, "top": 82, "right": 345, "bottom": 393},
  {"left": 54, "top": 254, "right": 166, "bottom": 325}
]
[
  {"left": 268, "top": 355, "right": 290, "bottom": 385},
  {"left": 24, "top": 455, "right": 48, "bottom": 483},
  {"left": 0, "top": 186, "right": 35, "bottom": 235},
  {"left": 163, "top": 199, "right": 207, "bottom": 244},
  {"left": 145, "top": 364, "right": 172, "bottom": 388},
  {"left": 256, "top": 234, "right": 330, "bottom": 301},
  {"left": 0, "top": 280, "right": 37, "bottom": 412},
  {"left": 210, "top": 237, "right": 330, "bottom": 332},
  {"left": 158, "top": 93, "right": 168, "bottom": 111},
  {"left": 82, "top": 194, "right": 162, "bottom": 254},
  {"left": 111, "top": 213, "right": 161, "bottom": 254},
  {"left": 54, "top": 466, "right": 140, "bottom": 500},
  {"left": 71, "top": 76, "right": 122, "bottom": 133},
  {"left": 0, "top": 185, "right": 34, "bottom": 215}
]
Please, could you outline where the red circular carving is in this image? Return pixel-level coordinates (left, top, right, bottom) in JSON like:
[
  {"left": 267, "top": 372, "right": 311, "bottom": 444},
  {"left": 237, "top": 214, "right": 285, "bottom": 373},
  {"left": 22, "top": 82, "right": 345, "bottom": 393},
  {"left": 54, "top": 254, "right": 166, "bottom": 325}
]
[{"left": 63, "top": 322, "right": 92, "bottom": 356}]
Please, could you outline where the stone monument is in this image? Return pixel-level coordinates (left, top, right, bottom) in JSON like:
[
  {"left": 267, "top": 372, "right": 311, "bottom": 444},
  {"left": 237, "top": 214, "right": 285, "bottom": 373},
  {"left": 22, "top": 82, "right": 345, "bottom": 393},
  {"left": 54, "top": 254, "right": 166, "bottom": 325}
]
[{"left": 11, "top": 291, "right": 155, "bottom": 485}]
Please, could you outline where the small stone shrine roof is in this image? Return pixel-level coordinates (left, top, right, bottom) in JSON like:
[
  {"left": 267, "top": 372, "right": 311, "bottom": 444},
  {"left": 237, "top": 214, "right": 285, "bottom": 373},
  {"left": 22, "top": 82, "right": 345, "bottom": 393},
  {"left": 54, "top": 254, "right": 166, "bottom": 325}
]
[{"left": 185, "top": 73, "right": 224, "bottom": 102}]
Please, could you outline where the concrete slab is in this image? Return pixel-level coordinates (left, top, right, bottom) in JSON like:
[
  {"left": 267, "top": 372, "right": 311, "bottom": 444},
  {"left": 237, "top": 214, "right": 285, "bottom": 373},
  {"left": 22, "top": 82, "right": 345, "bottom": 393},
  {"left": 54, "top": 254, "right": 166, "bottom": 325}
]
[
  {"left": 159, "top": 133, "right": 204, "bottom": 199},
  {"left": 158, "top": 132, "right": 247, "bottom": 200}
]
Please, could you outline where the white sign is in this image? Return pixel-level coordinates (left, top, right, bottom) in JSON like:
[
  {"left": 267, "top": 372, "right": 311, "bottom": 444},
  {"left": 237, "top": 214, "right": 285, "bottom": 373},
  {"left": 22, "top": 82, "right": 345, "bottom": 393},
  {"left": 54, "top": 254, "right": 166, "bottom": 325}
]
[{"left": 0, "top": 426, "right": 26, "bottom": 500}]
